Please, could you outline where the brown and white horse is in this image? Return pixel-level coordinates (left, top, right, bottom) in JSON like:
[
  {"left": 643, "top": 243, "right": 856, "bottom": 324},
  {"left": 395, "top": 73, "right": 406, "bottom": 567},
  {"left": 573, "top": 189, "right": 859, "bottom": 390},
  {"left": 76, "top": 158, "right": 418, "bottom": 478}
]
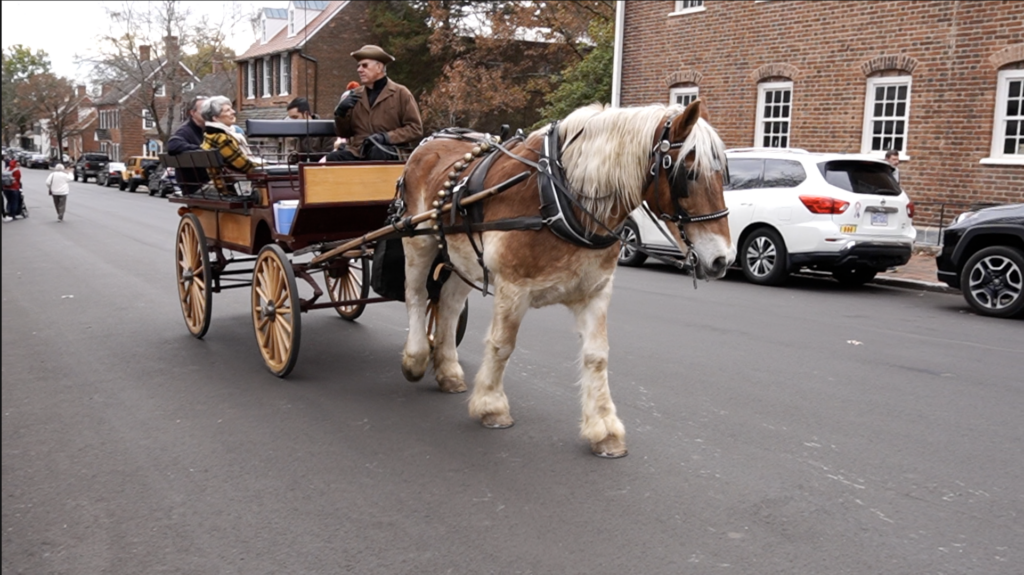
[{"left": 399, "top": 100, "right": 733, "bottom": 457}]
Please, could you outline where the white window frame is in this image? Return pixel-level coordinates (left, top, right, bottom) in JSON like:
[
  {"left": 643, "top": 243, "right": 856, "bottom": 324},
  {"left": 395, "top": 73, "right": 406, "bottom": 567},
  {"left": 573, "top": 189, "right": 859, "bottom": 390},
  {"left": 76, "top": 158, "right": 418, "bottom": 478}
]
[
  {"left": 288, "top": 9, "right": 296, "bottom": 37},
  {"left": 669, "top": 86, "right": 699, "bottom": 108},
  {"left": 247, "top": 60, "right": 256, "bottom": 99},
  {"left": 755, "top": 81, "right": 793, "bottom": 149},
  {"left": 861, "top": 75, "right": 912, "bottom": 159},
  {"left": 142, "top": 108, "right": 155, "bottom": 130},
  {"left": 154, "top": 82, "right": 166, "bottom": 97},
  {"left": 261, "top": 16, "right": 269, "bottom": 44},
  {"left": 670, "top": 1, "right": 705, "bottom": 16},
  {"left": 279, "top": 52, "right": 291, "bottom": 96},
  {"left": 263, "top": 56, "right": 272, "bottom": 97},
  {"left": 983, "top": 68, "right": 1024, "bottom": 165}
]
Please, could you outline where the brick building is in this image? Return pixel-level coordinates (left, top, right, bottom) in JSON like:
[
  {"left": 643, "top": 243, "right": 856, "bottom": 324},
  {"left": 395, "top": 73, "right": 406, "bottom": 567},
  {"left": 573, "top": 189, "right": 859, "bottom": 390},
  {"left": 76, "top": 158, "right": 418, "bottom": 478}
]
[
  {"left": 92, "top": 44, "right": 198, "bottom": 162},
  {"left": 235, "top": 1, "right": 377, "bottom": 123},
  {"left": 45, "top": 85, "right": 100, "bottom": 161},
  {"left": 615, "top": 0, "right": 1023, "bottom": 231}
]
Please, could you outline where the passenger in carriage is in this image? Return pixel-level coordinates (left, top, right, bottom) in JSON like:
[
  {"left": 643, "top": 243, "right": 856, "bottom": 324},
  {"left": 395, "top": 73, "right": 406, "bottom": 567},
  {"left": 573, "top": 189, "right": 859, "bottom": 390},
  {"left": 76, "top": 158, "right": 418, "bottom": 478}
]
[
  {"left": 326, "top": 45, "right": 423, "bottom": 162},
  {"left": 200, "top": 96, "right": 260, "bottom": 194},
  {"left": 167, "top": 95, "right": 210, "bottom": 195},
  {"left": 285, "top": 97, "right": 335, "bottom": 163}
]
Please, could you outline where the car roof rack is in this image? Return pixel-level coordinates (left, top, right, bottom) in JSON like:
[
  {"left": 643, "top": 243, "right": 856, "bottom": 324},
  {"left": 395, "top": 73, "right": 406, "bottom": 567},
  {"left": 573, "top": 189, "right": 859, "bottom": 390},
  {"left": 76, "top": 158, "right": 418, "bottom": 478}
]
[{"left": 725, "top": 147, "right": 811, "bottom": 154}]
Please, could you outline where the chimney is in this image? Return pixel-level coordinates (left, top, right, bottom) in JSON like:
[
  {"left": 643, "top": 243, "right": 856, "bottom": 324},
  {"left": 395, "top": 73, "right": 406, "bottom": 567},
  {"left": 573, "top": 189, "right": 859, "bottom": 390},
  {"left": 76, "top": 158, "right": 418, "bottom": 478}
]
[
  {"left": 76, "top": 85, "right": 86, "bottom": 98},
  {"left": 139, "top": 45, "right": 151, "bottom": 61},
  {"left": 164, "top": 36, "right": 179, "bottom": 55},
  {"left": 102, "top": 83, "right": 113, "bottom": 96},
  {"left": 211, "top": 57, "right": 223, "bottom": 74}
]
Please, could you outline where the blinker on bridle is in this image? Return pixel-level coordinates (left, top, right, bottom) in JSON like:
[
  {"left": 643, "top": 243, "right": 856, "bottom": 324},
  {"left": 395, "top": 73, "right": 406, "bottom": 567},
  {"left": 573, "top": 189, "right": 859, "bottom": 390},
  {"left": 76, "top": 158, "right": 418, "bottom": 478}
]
[{"left": 648, "top": 114, "right": 730, "bottom": 226}]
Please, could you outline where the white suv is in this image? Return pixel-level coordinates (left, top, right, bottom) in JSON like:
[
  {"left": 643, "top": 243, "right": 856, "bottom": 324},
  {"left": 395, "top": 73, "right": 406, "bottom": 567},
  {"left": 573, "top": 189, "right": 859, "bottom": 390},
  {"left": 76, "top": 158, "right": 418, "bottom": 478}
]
[{"left": 619, "top": 149, "right": 916, "bottom": 286}]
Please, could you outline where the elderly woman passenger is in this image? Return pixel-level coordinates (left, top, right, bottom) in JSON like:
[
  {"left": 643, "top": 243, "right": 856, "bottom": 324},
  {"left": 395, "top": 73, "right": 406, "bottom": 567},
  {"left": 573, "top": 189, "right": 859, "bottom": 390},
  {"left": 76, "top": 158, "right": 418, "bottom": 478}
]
[{"left": 200, "top": 96, "right": 259, "bottom": 193}]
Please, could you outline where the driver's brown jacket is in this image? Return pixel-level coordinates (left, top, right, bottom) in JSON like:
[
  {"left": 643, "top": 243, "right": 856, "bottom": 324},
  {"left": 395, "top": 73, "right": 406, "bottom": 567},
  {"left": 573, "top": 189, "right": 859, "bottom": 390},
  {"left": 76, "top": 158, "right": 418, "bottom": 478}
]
[{"left": 334, "top": 78, "right": 423, "bottom": 157}]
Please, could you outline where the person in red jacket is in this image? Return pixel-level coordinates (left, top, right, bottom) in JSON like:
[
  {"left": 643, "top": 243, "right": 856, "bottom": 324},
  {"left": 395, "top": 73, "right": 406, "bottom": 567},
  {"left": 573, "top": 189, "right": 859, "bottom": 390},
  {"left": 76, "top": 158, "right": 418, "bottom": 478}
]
[{"left": 2, "top": 159, "right": 24, "bottom": 221}]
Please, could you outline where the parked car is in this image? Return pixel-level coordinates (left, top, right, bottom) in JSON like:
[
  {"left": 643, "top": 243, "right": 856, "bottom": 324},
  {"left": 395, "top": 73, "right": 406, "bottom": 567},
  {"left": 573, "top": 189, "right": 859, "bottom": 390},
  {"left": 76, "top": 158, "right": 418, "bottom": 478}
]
[
  {"left": 27, "top": 154, "right": 50, "bottom": 169},
  {"left": 619, "top": 148, "right": 916, "bottom": 286},
  {"left": 97, "top": 161, "right": 126, "bottom": 187},
  {"left": 936, "top": 203, "right": 1024, "bottom": 318},
  {"left": 73, "top": 153, "right": 110, "bottom": 182},
  {"left": 148, "top": 165, "right": 178, "bottom": 197},
  {"left": 120, "top": 156, "right": 161, "bottom": 192}
]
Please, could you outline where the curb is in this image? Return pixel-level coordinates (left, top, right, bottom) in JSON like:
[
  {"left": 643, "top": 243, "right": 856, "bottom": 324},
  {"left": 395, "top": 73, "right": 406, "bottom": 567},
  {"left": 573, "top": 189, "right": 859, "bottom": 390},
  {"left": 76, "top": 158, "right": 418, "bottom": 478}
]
[{"left": 871, "top": 275, "right": 959, "bottom": 294}]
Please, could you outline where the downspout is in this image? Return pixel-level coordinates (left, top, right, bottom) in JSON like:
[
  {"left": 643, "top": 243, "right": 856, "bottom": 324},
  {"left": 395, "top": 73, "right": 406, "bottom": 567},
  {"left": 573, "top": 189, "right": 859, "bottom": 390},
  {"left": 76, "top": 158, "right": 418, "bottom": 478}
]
[
  {"left": 298, "top": 51, "right": 318, "bottom": 115},
  {"left": 611, "top": 0, "right": 626, "bottom": 108}
]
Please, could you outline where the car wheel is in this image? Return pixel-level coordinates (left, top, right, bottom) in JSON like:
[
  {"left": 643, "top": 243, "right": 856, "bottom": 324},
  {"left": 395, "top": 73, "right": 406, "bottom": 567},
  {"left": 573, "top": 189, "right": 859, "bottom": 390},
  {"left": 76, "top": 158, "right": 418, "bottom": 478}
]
[
  {"left": 128, "top": 180, "right": 138, "bottom": 193},
  {"left": 832, "top": 266, "right": 878, "bottom": 286},
  {"left": 119, "top": 180, "right": 127, "bottom": 191},
  {"left": 959, "top": 246, "right": 1024, "bottom": 318},
  {"left": 741, "top": 228, "right": 789, "bottom": 286},
  {"left": 73, "top": 171, "right": 79, "bottom": 182},
  {"left": 618, "top": 219, "right": 648, "bottom": 267}
]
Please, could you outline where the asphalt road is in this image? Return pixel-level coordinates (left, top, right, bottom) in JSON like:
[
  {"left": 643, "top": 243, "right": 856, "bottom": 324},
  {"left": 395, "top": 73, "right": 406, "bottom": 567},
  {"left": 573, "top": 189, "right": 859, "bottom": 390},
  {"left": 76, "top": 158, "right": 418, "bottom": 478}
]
[{"left": 3, "top": 167, "right": 1022, "bottom": 574}]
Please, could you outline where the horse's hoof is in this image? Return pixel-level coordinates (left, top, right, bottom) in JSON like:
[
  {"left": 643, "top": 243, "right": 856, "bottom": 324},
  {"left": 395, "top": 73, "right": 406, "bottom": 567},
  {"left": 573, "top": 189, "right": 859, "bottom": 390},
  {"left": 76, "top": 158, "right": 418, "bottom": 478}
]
[
  {"left": 401, "top": 363, "right": 425, "bottom": 382},
  {"left": 437, "top": 377, "right": 467, "bottom": 394},
  {"left": 481, "top": 413, "right": 514, "bottom": 429},
  {"left": 591, "top": 438, "right": 627, "bottom": 458}
]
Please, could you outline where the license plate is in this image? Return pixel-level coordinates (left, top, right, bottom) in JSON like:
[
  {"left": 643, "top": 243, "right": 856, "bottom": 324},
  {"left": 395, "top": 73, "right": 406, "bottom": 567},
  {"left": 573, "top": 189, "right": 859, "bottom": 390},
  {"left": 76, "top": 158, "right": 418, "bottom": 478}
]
[
  {"left": 870, "top": 212, "right": 888, "bottom": 226},
  {"left": 840, "top": 224, "right": 857, "bottom": 234}
]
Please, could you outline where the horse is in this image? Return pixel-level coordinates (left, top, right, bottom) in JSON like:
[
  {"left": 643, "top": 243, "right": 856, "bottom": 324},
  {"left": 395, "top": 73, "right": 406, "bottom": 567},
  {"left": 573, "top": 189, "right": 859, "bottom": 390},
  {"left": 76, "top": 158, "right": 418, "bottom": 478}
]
[{"left": 397, "top": 99, "right": 733, "bottom": 457}]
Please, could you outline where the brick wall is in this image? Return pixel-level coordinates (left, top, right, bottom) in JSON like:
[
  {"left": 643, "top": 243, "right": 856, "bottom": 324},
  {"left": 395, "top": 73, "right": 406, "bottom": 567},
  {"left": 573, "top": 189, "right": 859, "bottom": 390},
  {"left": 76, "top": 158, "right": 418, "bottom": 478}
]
[
  {"left": 305, "top": 1, "right": 374, "bottom": 118},
  {"left": 623, "top": 0, "right": 1023, "bottom": 227}
]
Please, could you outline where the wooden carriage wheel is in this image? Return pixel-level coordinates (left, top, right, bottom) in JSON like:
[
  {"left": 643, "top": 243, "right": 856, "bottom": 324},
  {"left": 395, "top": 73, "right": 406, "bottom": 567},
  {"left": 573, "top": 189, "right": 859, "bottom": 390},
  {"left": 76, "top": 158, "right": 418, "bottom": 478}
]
[
  {"left": 175, "top": 214, "right": 213, "bottom": 338},
  {"left": 251, "top": 244, "right": 302, "bottom": 377},
  {"left": 425, "top": 300, "right": 470, "bottom": 348},
  {"left": 325, "top": 255, "right": 370, "bottom": 321}
]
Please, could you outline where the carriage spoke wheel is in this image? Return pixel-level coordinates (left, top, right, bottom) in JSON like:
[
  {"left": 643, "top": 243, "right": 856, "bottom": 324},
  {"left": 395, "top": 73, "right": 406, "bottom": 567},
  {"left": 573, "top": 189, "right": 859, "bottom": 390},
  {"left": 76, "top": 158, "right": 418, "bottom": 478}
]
[
  {"left": 325, "top": 256, "right": 369, "bottom": 321},
  {"left": 425, "top": 300, "right": 470, "bottom": 348},
  {"left": 175, "top": 214, "right": 213, "bottom": 338},
  {"left": 251, "top": 245, "right": 302, "bottom": 377}
]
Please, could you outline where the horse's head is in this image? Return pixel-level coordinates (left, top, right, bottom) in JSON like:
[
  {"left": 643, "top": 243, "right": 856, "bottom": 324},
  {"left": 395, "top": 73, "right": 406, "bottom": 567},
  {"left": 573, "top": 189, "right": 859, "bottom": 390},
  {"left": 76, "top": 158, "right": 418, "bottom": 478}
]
[{"left": 643, "top": 99, "right": 734, "bottom": 279}]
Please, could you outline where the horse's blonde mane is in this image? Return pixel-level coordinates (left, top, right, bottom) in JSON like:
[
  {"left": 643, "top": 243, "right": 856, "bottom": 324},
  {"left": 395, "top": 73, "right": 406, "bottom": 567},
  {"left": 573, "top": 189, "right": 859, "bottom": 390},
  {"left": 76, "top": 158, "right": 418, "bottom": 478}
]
[{"left": 535, "top": 103, "right": 726, "bottom": 225}]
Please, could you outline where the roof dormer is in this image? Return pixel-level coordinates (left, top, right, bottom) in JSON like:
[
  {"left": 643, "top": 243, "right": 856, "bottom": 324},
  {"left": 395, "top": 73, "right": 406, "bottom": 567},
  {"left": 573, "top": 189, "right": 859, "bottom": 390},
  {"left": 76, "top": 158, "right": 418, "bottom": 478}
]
[
  {"left": 287, "top": 1, "right": 327, "bottom": 38},
  {"left": 261, "top": 7, "right": 288, "bottom": 44}
]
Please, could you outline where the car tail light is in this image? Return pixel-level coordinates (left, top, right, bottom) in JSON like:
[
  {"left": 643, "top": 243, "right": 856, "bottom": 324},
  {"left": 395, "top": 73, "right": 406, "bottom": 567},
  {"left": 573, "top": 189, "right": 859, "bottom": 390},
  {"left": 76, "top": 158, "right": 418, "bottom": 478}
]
[
  {"left": 800, "top": 195, "right": 850, "bottom": 214},
  {"left": 906, "top": 202, "right": 915, "bottom": 218}
]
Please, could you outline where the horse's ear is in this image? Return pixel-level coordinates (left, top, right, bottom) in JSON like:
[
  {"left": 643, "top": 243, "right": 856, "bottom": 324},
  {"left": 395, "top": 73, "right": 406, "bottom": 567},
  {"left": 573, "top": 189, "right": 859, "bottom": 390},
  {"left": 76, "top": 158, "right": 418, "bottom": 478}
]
[{"left": 671, "top": 98, "right": 703, "bottom": 142}]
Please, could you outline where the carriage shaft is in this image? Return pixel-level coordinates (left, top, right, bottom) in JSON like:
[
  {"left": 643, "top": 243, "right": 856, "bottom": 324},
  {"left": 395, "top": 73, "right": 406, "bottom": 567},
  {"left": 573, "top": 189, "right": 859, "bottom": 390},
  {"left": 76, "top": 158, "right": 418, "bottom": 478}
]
[{"left": 309, "top": 171, "right": 530, "bottom": 266}]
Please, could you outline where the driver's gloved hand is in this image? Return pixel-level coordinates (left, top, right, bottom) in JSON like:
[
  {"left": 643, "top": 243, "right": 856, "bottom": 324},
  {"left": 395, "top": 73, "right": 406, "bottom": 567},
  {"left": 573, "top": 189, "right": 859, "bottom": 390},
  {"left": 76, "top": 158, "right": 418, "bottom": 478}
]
[{"left": 334, "top": 91, "right": 360, "bottom": 117}]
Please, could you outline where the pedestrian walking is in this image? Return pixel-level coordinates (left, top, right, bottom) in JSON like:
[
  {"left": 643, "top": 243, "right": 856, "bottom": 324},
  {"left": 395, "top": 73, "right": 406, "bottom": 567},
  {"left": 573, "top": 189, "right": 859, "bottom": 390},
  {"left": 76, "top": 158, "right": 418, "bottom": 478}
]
[{"left": 45, "top": 163, "right": 72, "bottom": 222}]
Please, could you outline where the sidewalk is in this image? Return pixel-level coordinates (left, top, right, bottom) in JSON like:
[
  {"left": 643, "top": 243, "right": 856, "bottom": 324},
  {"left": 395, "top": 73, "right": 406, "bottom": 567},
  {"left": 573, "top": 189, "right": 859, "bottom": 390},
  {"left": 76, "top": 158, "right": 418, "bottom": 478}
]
[{"left": 872, "top": 245, "right": 958, "bottom": 293}]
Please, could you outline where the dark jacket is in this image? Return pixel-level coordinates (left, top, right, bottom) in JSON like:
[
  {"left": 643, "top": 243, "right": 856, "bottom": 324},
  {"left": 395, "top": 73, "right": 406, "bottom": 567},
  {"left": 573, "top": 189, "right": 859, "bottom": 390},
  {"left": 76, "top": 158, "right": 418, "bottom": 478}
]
[
  {"left": 167, "top": 119, "right": 209, "bottom": 193},
  {"left": 335, "top": 78, "right": 423, "bottom": 158}
]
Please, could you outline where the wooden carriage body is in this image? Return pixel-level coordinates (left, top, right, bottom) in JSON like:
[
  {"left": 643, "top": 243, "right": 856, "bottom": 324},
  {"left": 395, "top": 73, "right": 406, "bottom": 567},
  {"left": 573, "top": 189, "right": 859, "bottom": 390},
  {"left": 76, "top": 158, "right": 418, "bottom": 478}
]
[{"left": 167, "top": 161, "right": 402, "bottom": 254}]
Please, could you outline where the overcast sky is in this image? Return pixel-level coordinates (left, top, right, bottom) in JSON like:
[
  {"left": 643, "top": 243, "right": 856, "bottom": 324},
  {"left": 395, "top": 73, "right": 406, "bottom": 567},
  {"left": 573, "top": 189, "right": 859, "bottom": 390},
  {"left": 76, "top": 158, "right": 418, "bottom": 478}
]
[{"left": 1, "top": 0, "right": 265, "bottom": 85}]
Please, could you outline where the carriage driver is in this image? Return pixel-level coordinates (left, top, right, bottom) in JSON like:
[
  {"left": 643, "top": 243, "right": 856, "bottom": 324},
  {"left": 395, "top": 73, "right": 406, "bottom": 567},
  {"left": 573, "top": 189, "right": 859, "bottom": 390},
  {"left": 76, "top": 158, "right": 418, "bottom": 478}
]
[{"left": 326, "top": 45, "right": 423, "bottom": 162}]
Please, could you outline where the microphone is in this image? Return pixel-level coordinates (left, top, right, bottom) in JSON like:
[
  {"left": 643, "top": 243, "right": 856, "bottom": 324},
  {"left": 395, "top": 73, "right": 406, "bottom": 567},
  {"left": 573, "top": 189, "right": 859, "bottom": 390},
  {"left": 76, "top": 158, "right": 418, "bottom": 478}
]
[{"left": 340, "top": 81, "right": 360, "bottom": 101}]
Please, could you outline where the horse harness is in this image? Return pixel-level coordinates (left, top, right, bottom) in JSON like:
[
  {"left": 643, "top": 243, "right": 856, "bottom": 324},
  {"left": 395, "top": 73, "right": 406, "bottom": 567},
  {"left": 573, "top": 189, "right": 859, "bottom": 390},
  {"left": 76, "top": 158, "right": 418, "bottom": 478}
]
[{"left": 390, "top": 115, "right": 730, "bottom": 294}]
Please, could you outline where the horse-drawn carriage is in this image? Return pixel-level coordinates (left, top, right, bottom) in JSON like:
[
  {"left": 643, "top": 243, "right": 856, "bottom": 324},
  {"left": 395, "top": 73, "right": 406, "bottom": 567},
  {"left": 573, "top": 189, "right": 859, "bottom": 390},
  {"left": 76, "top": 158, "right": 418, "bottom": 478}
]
[
  {"left": 165, "top": 118, "right": 474, "bottom": 377},
  {"left": 167, "top": 100, "right": 733, "bottom": 457}
]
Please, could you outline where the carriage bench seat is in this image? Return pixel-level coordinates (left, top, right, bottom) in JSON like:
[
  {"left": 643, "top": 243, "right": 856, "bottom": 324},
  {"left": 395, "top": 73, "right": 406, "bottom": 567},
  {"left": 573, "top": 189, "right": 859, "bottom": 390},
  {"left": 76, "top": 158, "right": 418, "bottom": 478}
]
[
  {"left": 245, "top": 119, "right": 336, "bottom": 139},
  {"left": 161, "top": 150, "right": 256, "bottom": 207}
]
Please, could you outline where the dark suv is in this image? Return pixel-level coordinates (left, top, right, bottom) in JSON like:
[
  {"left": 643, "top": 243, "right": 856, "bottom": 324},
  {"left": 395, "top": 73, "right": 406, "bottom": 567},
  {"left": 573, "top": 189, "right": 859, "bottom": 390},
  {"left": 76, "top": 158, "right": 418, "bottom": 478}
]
[
  {"left": 74, "top": 153, "right": 111, "bottom": 183},
  {"left": 936, "top": 203, "right": 1024, "bottom": 318}
]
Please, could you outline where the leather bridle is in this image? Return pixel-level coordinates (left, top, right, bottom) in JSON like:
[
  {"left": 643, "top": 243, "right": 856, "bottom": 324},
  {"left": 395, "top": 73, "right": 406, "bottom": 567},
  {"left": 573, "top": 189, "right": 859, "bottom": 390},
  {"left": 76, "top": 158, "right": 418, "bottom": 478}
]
[{"left": 647, "top": 115, "right": 730, "bottom": 226}]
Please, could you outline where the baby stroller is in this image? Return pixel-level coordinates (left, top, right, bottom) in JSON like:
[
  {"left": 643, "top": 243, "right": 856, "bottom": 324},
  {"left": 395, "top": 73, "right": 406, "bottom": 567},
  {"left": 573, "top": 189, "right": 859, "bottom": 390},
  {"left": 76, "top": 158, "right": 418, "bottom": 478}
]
[{"left": 2, "top": 169, "right": 28, "bottom": 220}]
